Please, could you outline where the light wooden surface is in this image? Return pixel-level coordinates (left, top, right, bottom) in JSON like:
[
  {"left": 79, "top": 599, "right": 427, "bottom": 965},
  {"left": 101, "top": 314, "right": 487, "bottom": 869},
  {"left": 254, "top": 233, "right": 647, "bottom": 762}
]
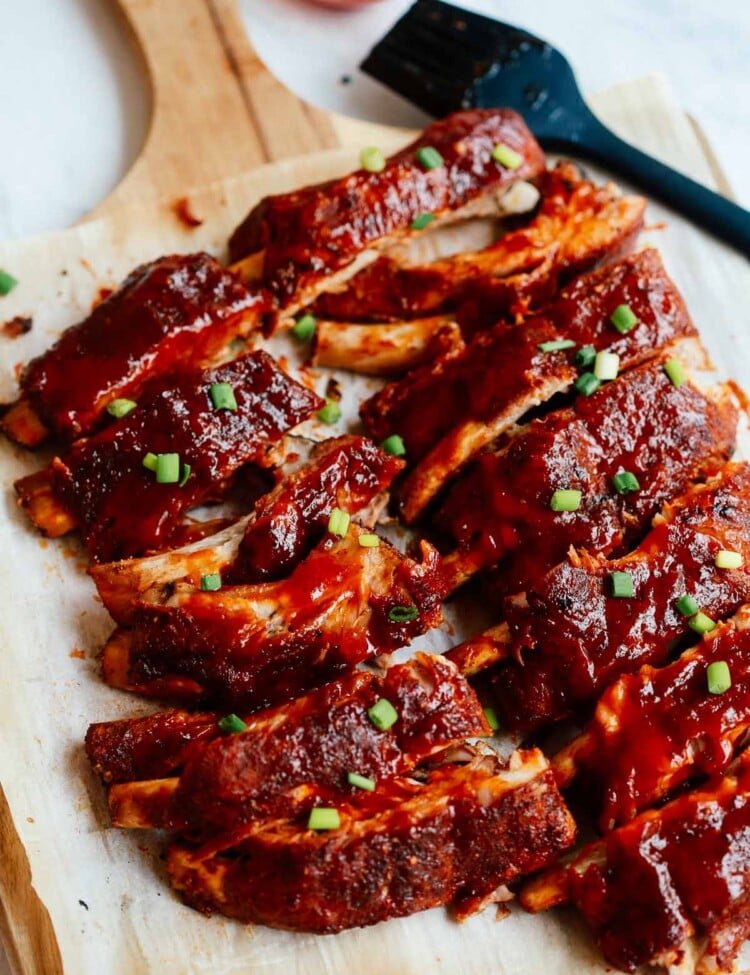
[{"left": 0, "top": 2, "right": 749, "bottom": 973}]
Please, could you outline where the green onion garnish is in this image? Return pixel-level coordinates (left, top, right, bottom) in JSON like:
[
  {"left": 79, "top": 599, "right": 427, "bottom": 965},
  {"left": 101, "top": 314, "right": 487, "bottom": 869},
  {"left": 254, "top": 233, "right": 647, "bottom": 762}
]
[
  {"left": 610, "top": 571, "right": 634, "bottom": 598},
  {"left": 347, "top": 771, "right": 376, "bottom": 792},
  {"left": 0, "top": 269, "right": 18, "bottom": 296},
  {"left": 142, "top": 452, "right": 158, "bottom": 472},
  {"left": 574, "top": 345, "right": 596, "bottom": 369},
  {"left": 483, "top": 706, "right": 500, "bottom": 732},
  {"left": 593, "top": 350, "right": 620, "bottom": 381},
  {"left": 317, "top": 398, "right": 341, "bottom": 425},
  {"left": 381, "top": 434, "right": 406, "bottom": 457},
  {"left": 715, "top": 549, "right": 743, "bottom": 569},
  {"left": 416, "top": 146, "right": 444, "bottom": 170},
  {"left": 178, "top": 463, "right": 192, "bottom": 488},
  {"left": 327, "top": 507, "right": 350, "bottom": 537},
  {"left": 707, "top": 660, "right": 731, "bottom": 695},
  {"left": 675, "top": 594, "right": 700, "bottom": 617},
  {"left": 292, "top": 313, "right": 317, "bottom": 341},
  {"left": 358, "top": 533, "right": 380, "bottom": 548},
  {"left": 209, "top": 382, "right": 238, "bottom": 411},
  {"left": 155, "top": 453, "right": 180, "bottom": 484},
  {"left": 411, "top": 212, "right": 436, "bottom": 231},
  {"left": 201, "top": 572, "right": 222, "bottom": 591},
  {"left": 388, "top": 605, "right": 419, "bottom": 623},
  {"left": 491, "top": 143, "right": 523, "bottom": 169},
  {"left": 307, "top": 807, "right": 341, "bottom": 831},
  {"left": 367, "top": 698, "right": 398, "bottom": 731},
  {"left": 538, "top": 339, "right": 576, "bottom": 353},
  {"left": 360, "top": 146, "right": 386, "bottom": 173},
  {"left": 689, "top": 611, "right": 716, "bottom": 635},
  {"left": 664, "top": 357, "right": 687, "bottom": 388},
  {"left": 218, "top": 713, "right": 247, "bottom": 734},
  {"left": 575, "top": 372, "right": 601, "bottom": 397},
  {"left": 612, "top": 471, "right": 640, "bottom": 494},
  {"left": 550, "top": 489, "right": 582, "bottom": 512},
  {"left": 107, "top": 398, "right": 137, "bottom": 418},
  {"left": 610, "top": 304, "right": 638, "bottom": 334}
]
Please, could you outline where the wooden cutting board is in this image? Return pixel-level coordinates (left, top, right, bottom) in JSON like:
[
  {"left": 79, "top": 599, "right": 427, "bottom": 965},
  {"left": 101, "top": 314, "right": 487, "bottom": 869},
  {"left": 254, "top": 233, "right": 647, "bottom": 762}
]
[{"left": 0, "top": 2, "right": 748, "bottom": 974}]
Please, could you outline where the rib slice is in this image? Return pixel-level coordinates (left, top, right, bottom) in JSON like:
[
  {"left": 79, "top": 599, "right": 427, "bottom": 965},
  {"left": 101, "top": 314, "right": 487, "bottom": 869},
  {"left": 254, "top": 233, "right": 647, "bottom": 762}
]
[
  {"left": 491, "top": 462, "right": 750, "bottom": 733},
  {"left": 554, "top": 609, "right": 750, "bottom": 831},
  {"left": 14, "top": 351, "right": 322, "bottom": 563},
  {"left": 228, "top": 109, "right": 545, "bottom": 313},
  {"left": 1, "top": 253, "right": 263, "bottom": 447},
  {"left": 87, "top": 652, "right": 490, "bottom": 832},
  {"left": 361, "top": 249, "right": 697, "bottom": 523},
  {"left": 89, "top": 435, "right": 403, "bottom": 623},
  {"left": 101, "top": 528, "right": 445, "bottom": 709},
  {"left": 436, "top": 357, "right": 738, "bottom": 596},
  {"left": 166, "top": 749, "right": 576, "bottom": 933},
  {"left": 521, "top": 749, "right": 750, "bottom": 974},
  {"left": 315, "top": 162, "right": 645, "bottom": 323}
]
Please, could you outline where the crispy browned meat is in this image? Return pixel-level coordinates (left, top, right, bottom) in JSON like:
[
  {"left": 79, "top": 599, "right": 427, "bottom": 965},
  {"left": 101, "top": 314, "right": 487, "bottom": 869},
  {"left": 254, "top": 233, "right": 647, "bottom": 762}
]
[
  {"left": 521, "top": 749, "right": 750, "bottom": 974},
  {"left": 101, "top": 528, "right": 445, "bottom": 709},
  {"left": 361, "top": 250, "right": 697, "bottom": 523},
  {"left": 491, "top": 463, "right": 750, "bottom": 734},
  {"left": 229, "top": 110, "right": 545, "bottom": 311},
  {"left": 167, "top": 750, "right": 576, "bottom": 933},
  {"left": 88, "top": 653, "right": 489, "bottom": 831},
  {"left": 1, "top": 253, "right": 264, "bottom": 447},
  {"left": 554, "top": 610, "right": 750, "bottom": 831},
  {"left": 316, "top": 163, "right": 645, "bottom": 323},
  {"left": 436, "top": 358, "right": 737, "bottom": 596},
  {"left": 14, "top": 352, "right": 322, "bottom": 563}
]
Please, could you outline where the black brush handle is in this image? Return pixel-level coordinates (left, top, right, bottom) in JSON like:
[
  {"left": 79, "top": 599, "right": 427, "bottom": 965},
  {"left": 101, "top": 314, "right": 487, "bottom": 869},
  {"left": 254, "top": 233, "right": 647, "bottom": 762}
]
[{"left": 558, "top": 113, "right": 750, "bottom": 258}]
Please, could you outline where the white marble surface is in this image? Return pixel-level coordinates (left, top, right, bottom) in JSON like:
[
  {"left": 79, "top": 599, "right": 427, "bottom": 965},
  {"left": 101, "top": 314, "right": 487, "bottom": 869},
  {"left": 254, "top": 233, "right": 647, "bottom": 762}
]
[{"left": 0, "top": 2, "right": 748, "bottom": 972}]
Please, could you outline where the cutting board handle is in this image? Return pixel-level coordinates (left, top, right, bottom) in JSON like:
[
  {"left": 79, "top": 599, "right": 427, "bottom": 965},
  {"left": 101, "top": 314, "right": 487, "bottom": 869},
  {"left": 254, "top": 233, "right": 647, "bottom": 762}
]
[{"left": 92, "top": 0, "right": 339, "bottom": 217}]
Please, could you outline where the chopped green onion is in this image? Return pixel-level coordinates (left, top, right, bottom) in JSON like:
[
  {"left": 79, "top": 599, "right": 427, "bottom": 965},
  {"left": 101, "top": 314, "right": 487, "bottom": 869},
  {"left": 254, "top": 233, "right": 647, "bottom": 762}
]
[
  {"left": 574, "top": 345, "right": 596, "bottom": 369},
  {"left": 307, "top": 807, "right": 340, "bottom": 831},
  {"left": 707, "top": 660, "right": 731, "bottom": 695},
  {"left": 358, "top": 533, "right": 380, "bottom": 548},
  {"left": 292, "top": 313, "right": 317, "bottom": 341},
  {"left": 538, "top": 339, "right": 576, "bottom": 353},
  {"left": 142, "top": 452, "right": 158, "bottom": 472},
  {"left": 388, "top": 605, "right": 419, "bottom": 623},
  {"left": 689, "top": 611, "right": 716, "bottom": 635},
  {"left": 550, "top": 489, "right": 582, "bottom": 512},
  {"left": 612, "top": 471, "right": 640, "bottom": 494},
  {"left": 347, "top": 771, "right": 376, "bottom": 792},
  {"left": 360, "top": 146, "right": 386, "bottom": 173},
  {"left": 178, "top": 463, "right": 192, "bottom": 488},
  {"left": 664, "top": 357, "right": 687, "bottom": 388},
  {"left": 367, "top": 698, "right": 398, "bottom": 731},
  {"left": 381, "top": 434, "right": 406, "bottom": 457},
  {"left": 575, "top": 372, "right": 601, "bottom": 397},
  {"left": 218, "top": 713, "right": 247, "bottom": 734},
  {"left": 107, "top": 398, "right": 137, "bottom": 418},
  {"left": 675, "top": 594, "right": 700, "bottom": 617},
  {"left": 411, "top": 212, "right": 436, "bottom": 231},
  {"left": 317, "top": 398, "right": 341, "bottom": 425},
  {"left": 610, "top": 304, "right": 638, "bottom": 334},
  {"left": 201, "top": 572, "right": 222, "bottom": 591},
  {"left": 491, "top": 143, "right": 523, "bottom": 169},
  {"left": 416, "top": 146, "right": 444, "bottom": 170},
  {"left": 0, "top": 269, "right": 18, "bottom": 296},
  {"left": 327, "top": 507, "right": 350, "bottom": 537},
  {"left": 716, "top": 549, "right": 743, "bottom": 569},
  {"left": 155, "top": 453, "right": 180, "bottom": 484},
  {"left": 209, "top": 382, "right": 238, "bottom": 411},
  {"left": 483, "top": 706, "right": 500, "bottom": 731},
  {"left": 610, "top": 571, "right": 635, "bottom": 598},
  {"left": 594, "top": 350, "right": 620, "bottom": 381}
]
